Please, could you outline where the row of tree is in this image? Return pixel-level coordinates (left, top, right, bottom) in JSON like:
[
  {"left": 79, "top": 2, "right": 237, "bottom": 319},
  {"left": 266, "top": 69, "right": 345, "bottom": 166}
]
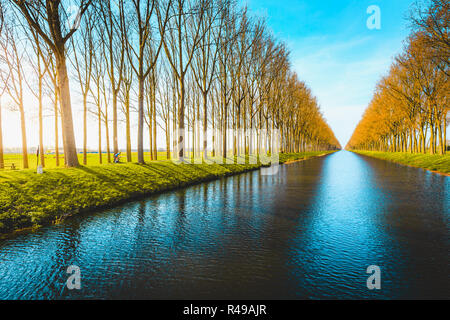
[
  {"left": 347, "top": 0, "right": 449, "bottom": 154},
  {"left": 0, "top": 0, "right": 340, "bottom": 169}
]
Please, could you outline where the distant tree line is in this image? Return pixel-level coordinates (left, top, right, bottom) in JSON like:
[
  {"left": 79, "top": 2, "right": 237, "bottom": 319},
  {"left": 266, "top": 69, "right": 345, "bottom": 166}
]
[
  {"left": 0, "top": 0, "right": 340, "bottom": 169},
  {"left": 347, "top": 0, "right": 449, "bottom": 155}
]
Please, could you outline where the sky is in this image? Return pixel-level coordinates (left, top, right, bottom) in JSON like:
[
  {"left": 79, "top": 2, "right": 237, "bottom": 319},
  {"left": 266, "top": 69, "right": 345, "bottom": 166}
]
[
  {"left": 1, "top": 0, "right": 416, "bottom": 151},
  {"left": 244, "top": 0, "right": 416, "bottom": 147}
]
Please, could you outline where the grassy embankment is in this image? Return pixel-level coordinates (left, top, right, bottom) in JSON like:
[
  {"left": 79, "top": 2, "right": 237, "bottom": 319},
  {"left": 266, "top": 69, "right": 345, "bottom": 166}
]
[
  {"left": 0, "top": 151, "right": 333, "bottom": 236},
  {"left": 2, "top": 152, "right": 174, "bottom": 170},
  {"left": 353, "top": 150, "right": 450, "bottom": 175}
]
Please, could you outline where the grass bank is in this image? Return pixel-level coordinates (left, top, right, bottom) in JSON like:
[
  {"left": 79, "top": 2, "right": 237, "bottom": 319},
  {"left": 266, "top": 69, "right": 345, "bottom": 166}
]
[
  {"left": 352, "top": 151, "right": 450, "bottom": 175},
  {"left": 0, "top": 151, "right": 333, "bottom": 236},
  {"left": 3, "top": 152, "right": 185, "bottom": 170}
]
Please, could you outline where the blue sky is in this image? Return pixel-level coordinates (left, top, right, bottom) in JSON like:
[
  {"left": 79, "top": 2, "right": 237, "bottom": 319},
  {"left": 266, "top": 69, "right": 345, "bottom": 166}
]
[{"left": 243, "top": 0, "right": 416, "bottom": 146}]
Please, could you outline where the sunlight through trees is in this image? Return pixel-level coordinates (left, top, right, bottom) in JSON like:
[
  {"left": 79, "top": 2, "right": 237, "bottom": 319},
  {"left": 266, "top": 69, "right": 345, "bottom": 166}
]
[{"left": 0, "top": 0, "right": 340, "bottom": 169}]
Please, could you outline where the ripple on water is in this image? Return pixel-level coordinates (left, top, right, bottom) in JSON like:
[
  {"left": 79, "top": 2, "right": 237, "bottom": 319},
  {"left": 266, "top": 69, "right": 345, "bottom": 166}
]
[{"left": 0, "top": 151, "right": 448, "bottom": 299}]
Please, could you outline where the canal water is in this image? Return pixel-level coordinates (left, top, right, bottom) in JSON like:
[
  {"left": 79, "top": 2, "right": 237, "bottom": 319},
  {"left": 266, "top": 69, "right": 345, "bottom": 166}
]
[{"left": 0, "top": 151, "right": 448, "bottom": 299}]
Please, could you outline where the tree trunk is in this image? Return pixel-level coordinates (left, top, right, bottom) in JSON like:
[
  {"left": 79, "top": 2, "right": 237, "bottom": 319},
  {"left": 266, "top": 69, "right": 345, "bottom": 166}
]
[
  {"left": 38, "top": 75, "right": 45, "bottom": 167},
  {"left": 105, "top": 116, "right": 111, "bottom": 163},
  {"left": 166, "top": 117, "right": 171, "bottom": 160},
  {"left": 83, "top": 94, "right": 88, "bottom": 165},
  {"left": 420, "top": 126, "right": 426, "bottom": 154},
  {"left": 212, "top": 101, "right": 215, "bottom": 157},
  {"left": 222, "top": 101, "right": 227, "bottom": 159},
  {"left": 19, "top": 100, "right": 28, "bottom": 169},
  {"left": 56, "top": 54, "right": 79, "bottom": 167},
  {"left": 54, "top": 90, "right": 60, "bottom": 167},
  {"left": 409, "top": 131, "right": 413, "bottom": 153},
  {"left": 113, "top": 91, "right": 119, "bottom": 155},
  {"left": 126, "top": 103, "right": 132, "bottom": 162},
  {"left": 149, "top": 124, "right": 153, "bottom": 160},
  {"left": 414, "top": 132, "right": 418, "bottom": 153},
  {"left": 202, "top": 92, "right": 208, "bottom": 159},
  {"left": 437, "top": 119, "right": 444, "bottom": 155},
  {"left": 153, "top": 92, "right": 157, "bottom": 160},
  {"left": 173, "top": 104, "right": 177, "bottom": 158},
  {"left": 137, "top": 76, "right": 145, "bottom": 164},
  {"left": 98, "top": 102, "right": 102, "bottom": 164},
  {"left": 178, "top": 78, "right": 186, "bottom": 160},
  {"left": 148, "top": 86, "right": 153, "bottom": 161},
  {"left": 192, "top": 105, "right": 195, "bottom": 162},
  {"left": 429, "top": 124, "right": 435, "bottom": 154},
  {"left": 444, "top": 117, "right": 447, "bottom": 153}
]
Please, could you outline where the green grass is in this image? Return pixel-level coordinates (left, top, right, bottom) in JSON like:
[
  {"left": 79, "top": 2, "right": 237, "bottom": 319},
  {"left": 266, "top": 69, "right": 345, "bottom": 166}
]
[
  {"left": 278, "top": 151, "right": 332, "bottom": 163},
  {"left": 0, "top": 151, "right": 333, "bottom": 236},
  {"left": 1, "top": 152, "right": 172, "bottom": 170},
  {"left": 353, "top": 151, "right": 450, "bottom": 174},
  {"left": 2, "top": 150, "right": 334, "bottom": 170}
]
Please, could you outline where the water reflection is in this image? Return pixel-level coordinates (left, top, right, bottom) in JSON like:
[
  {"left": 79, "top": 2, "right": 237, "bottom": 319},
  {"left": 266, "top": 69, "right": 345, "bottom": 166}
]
[
  {"left": 288, "top": 152, "right": 402, "bottom": 299},
  {"left": 0, "top": 151, "right": 448, "bottom": 299}
]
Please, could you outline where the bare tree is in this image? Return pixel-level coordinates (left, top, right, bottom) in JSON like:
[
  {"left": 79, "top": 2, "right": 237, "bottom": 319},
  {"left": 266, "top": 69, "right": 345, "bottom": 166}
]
[
  {"left": 156, "top": 61, "right": 174, "bottom": 159},
  {"left": 121, "top": 0, "right": 172, "bottom": 164},
  {"left": 12, "top": 0, "right": 94, "bottom": 167},
  {"left": 410, "top": 0, "right": 450, "bottom": 76},
  {"left": 90, "top": 46, "right": 112, "bottom": 163},
  {"left": 26, "top": 27, "right": 52, "bottom": 167},
  {"left": 191, "top": 0, "right": 227, "bottom": 159},
  {"left": 98, "top": 0, "right": 126, "bottom": 156},
  {"left": 119, "top": 59, "right": 135, "bottom": 162},
  {"left": 217, "top": 6, "right": 239, "bottom": 159},
  {"left": 45, "top": 53, "right": 62, "bottom": 166},
  {"left": 71, "top": 11, "right": 95, "bottom": 165},
  {"left": 162, "top": 0, "right": 207, "bottom": 160},
  {"left": 0, "top": 23, "right": 28, "bottom": 169},
  {"left": 144, "top": 45, "right": 159, "bottom": 160}
]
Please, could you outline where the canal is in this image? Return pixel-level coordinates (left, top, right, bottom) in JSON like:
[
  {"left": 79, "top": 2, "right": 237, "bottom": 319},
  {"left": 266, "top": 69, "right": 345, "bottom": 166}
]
[{"left": 0, "top": 151, "right": 448, "bottom": 299}]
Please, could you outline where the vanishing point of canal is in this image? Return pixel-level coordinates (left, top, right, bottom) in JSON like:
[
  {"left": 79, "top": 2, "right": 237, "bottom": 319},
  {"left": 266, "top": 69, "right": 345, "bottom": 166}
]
[{"left": 0, "top": 151, "right": 448, "bottom": 299}]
